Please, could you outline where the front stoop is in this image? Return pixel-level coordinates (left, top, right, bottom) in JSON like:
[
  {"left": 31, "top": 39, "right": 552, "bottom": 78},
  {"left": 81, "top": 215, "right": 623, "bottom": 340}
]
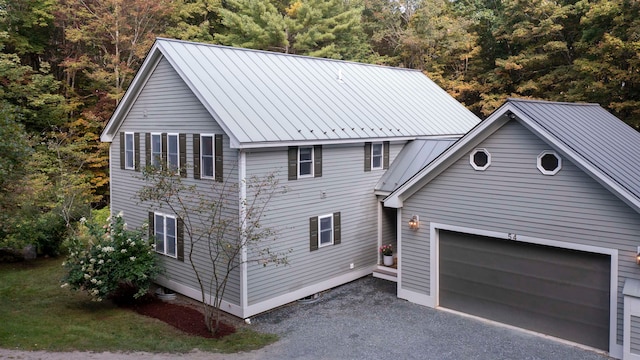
[{"left": 373, "top": 265, "right": 397, "bottom": 282}]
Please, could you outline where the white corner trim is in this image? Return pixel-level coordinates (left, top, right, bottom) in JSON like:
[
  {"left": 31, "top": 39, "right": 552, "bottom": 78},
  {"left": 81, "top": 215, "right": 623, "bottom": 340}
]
[
  {"left": 239, "top": 150, "right": 248, "bottom": 309},
  {"left": 429, "top": 222, "right": 619, "bottom": 357},
  {"left": 244, "top": 267, "right": 373, "bottom": 318}
]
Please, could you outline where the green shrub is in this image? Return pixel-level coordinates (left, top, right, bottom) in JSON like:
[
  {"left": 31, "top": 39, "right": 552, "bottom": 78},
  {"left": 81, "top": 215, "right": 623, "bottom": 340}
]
[
  {"left": 1, "top": 210, "right": 67, "bottom": 257},
  {"left": 62, "top": 212, "right": 161, "bottom": 301}
]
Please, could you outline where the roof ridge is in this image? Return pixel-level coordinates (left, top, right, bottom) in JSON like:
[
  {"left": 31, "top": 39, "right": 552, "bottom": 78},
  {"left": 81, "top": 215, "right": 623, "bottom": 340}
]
[
  {"left": 507, "top": 97, "right": 600, "bottom": 107},
  {"left": 154, "top": 37, "right": 422, "bottom": 73}
]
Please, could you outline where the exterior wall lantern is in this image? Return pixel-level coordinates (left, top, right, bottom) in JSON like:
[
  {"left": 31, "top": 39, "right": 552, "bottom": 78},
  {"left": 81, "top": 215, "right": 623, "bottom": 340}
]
[
  {"left": 636, "top": 246, "right": 640, "bottom": 265},
  {"left": 408, "top": 215, "right": 420, "bottom": 230}
]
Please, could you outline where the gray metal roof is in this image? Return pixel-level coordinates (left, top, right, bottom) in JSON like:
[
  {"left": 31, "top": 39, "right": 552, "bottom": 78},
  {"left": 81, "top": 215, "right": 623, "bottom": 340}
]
[
  {"left": 385, "top": 98, "right": 640, "bottom": 213},
  {"left": 508, "top": 98, "right": 640, "bottom": 202},
  {"left": 102, "top": 38, "right": 480, "bottom": 147},
  {"left": 375, "top": 138, "right": 457, "bottom": 194}
]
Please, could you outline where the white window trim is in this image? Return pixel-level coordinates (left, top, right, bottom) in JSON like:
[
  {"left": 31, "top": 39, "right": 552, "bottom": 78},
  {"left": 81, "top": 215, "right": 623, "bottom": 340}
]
[
  {"left": 318, "top": 213, "right": 334, "bottom": 248},
  {"left": 470, "top": 148, "right": 491, "bottom": 171},
  {"left": 167, "top": 133, "right": 179, "bottom": 171},
  {"left": 371, "top": 142, "right": 384, "bottom": 170},
  {"left": 298, "top": 146, "right": 314, "bottom": 178},
  {"left": 200, "top": 134, "right": 215, "bottom": 179},
  {"left": 537, "top": 150, "right": 562, "bottom": 175},
  {"left": 150, "top": 133, "right": 162, "bottom": 168},
  {"left": 154, "top": 212, "right": 177, "bottom": 258},
  {"left": 124, "top": 132, "right": 135, "bottom": 170}
]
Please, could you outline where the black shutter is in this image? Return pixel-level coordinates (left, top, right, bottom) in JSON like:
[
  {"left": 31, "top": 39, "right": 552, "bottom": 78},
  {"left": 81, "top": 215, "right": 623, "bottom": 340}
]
[
  {"left": 288, "top": 147, "right": 298, "bottom": 180},
  {"left": 193, "top": 134, "right": 200, "bottom": 179},
  {"left": 119, "top": 132, "right": 125, "bottom": 169},
  {"left": 215, "top": 134, "right": 223, "bottom": 182},
  {"left": 314, "top": 145, "right": 322, "bottom": 178},
  {"left": 179, "top": 133, "right": 187, "bottom": 178},
  {"left": 134, "top": 133, "right": 141, "bottom": 172},
  {"left": 383, "top": 141, "right": 390, "bottom": 170},
  {"left": 145, "top": 133, "right": 151, "bottom": 168},
  {"left": 364, "top": 142, "right": 371, "bottom": 172},
  {"left": 333, "top": 212, "right": 341, "bottom": 245},
  {"left": 148, "top": 211, "right": 154, "bottom": 242},
  {"left": 309, "top": 216, "right": 318, "bottom": 251},
  {"left": 177, "top": 218, "right": 184, "bottom": 262},
  {"left": 161, "top": 133, "right": 167, "bottom": 169}
]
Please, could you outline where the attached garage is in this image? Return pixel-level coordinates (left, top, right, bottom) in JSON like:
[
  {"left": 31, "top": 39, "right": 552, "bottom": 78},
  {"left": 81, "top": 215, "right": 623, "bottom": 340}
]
[{"left": 439, "top": 230, "right": 611, "bottom": 350}]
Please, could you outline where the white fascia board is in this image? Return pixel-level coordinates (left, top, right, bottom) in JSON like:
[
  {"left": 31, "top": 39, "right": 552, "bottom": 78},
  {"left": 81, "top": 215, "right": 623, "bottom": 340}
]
[
  {"left": 513, "top": 108, "right": 640, "bottom": 215},
  {"left": 100, "top": 44, "right": 163, "bottom": 143},
  {"left": 383, "top": 106, "right": 512, "bottom": 209}
]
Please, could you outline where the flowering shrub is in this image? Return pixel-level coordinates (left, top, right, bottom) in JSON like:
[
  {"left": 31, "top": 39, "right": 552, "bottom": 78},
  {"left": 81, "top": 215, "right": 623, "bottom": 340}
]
[
  {"left": 379, "top": 244, "right": 393, "bottom": 256},
  {"left": 61, "top": 212, "right": 161, "bottom": 301}
]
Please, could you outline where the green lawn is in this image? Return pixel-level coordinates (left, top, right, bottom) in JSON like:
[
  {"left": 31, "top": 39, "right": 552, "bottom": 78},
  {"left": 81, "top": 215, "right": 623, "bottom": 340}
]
[{"left": 0, "top": 258, "right": 276, "bottom": 353}]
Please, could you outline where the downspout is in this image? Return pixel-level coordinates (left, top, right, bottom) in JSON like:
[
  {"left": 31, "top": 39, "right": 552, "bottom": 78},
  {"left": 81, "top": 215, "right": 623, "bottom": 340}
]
[
  {"left": 377, "top": 200, "right": 383, "bottom": 265},
  {"left": 239, "top": 149, "right": 248, "bottom": 316}
]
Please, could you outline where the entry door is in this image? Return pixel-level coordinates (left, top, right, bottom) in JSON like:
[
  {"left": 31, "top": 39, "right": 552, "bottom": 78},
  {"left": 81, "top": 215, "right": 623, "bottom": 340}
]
[{"left": 439, "top": 230, "right": 611, "bottom": 350}]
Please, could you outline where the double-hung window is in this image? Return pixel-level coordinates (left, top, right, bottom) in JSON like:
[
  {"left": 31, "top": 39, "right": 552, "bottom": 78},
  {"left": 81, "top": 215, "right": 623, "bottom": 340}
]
[
  {"left": 371, "top": 143, "right": 383, "bottom": 170},
  {"left": 154, "top": 213, "right": 177, "bottom": 258},
  {"left": 167, "top": 134, "right": 179, "bottom": 171},
  {"left": 298, "top": 147, "right": 314, "bottom": 178},
  {"left": 125, "top": 132, "right": 135, "bottom": 169},
  {"left": 309, "top": 212, "right": 341, "bottom": 251},
  {"left": 150, "top": 133, "right": 162, "bottom": 168},
  {"left": 319, "top": 214, "right": 333, "bottom": 247},
  {"left": 201, "top": 134, "right": 215, "bottom": 178}
]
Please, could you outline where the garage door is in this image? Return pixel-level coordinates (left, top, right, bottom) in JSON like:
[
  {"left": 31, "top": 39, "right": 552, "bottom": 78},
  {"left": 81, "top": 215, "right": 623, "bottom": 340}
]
[{"left": 439, "top": 230, "right": 610, "bottom": 350}]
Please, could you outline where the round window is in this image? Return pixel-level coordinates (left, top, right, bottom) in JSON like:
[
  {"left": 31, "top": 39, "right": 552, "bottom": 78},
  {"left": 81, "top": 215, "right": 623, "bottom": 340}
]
[
  {"left": 537, "top": 151, "right": 562, "bottom": 175},
  {"left": 470, "top": 149, "right": 491, "bottom": 171}
]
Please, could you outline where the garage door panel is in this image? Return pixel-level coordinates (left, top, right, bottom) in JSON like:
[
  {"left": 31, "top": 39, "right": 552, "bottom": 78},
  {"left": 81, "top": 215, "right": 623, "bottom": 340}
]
[{"left": 439, "top": 230, "right": 610, "bottom": 350}]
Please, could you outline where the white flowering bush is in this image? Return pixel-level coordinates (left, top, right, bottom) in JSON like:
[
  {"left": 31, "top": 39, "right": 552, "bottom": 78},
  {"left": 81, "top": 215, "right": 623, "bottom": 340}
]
[{"left": 61, "top": 212, "right": 161, "bottom": 301}]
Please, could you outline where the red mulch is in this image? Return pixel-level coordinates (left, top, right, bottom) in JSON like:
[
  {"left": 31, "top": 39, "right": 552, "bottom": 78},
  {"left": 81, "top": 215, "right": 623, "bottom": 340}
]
[{"left": 113, "top": 289, "right": 236, "bottom": 339}]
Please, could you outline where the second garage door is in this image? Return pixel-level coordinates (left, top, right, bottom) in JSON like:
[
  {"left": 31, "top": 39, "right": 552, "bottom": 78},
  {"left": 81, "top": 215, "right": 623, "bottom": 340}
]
[{"left": 439, "top": 230, "right": 611, "bottom": 350}]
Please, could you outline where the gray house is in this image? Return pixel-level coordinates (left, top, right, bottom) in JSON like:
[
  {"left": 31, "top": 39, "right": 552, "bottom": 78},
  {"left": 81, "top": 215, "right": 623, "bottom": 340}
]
[
  {"left": 384, "top": 98, "right": 640, "bottom": 359},
  {"left": 100, "top": 38, "right": 480, "bottom": 319}
]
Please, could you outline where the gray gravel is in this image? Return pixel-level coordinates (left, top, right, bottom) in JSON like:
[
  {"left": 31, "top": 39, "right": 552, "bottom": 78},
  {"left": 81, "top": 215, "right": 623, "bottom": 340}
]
[
  {"left": 249, "top": 275, "right": 612, "bottom": 360},
  {"left": 0, "top": 276, "right": 613, "bottom": 360}
]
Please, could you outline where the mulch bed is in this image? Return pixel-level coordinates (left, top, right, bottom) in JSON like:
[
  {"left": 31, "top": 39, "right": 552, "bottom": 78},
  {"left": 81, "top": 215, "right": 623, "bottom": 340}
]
[{"left": 112, "top": 289, "right": 236, "bottom": 339}]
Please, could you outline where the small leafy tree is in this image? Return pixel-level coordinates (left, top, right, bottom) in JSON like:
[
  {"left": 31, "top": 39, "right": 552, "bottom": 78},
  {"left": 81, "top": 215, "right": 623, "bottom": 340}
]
[
  {"left": 62, "top": 212, "right": 161, "bottom": 301},
  {"left": 138, "top": 165, "right": 289, "bottom": 334}
]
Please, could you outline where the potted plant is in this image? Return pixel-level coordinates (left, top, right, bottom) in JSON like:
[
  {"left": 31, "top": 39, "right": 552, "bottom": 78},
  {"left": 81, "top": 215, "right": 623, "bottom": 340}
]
[{"left": 380, "top": 244, "right": 394, "bottom": 266}]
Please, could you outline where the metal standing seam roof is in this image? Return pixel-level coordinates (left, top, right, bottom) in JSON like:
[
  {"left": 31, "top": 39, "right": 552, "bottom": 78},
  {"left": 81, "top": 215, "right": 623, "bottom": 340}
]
[
  {"left": 508, "top": 98, "right": 640, "bottom": 202},
  {"left": 375, "top": 138, "right": 458, "bottom": 194},
  {"left": 101, "top": 38, "right": 480, "bottom": 147}
]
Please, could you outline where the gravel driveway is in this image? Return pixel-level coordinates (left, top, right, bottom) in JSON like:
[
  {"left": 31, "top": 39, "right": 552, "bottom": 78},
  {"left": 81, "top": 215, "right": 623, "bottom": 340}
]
[{"left": 0, "top": 276, "right": 612, "bottom": 360}]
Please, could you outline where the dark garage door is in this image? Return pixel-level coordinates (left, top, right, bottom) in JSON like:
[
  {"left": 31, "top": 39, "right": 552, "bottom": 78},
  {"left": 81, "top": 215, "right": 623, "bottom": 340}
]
[{"left": 439, "top": 230, "right": 611, "bottom": 350}]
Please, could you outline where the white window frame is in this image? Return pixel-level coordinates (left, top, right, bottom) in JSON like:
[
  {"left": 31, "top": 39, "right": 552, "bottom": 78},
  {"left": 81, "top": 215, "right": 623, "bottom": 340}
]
[
  {"left": 124, "top": 132, "right": 135, "bottom": 170},
  {"left": 371, "top": 143, "right": 383, "bottom": 170},
  {"left": 537, "top": 150, "right": 562, "bottom": 175},
  {"left": 298, "top": 146, "right": 314, "bottom": 178},
  {"left": 154, "top": 212, "right": 177, "bottom": 258},
  {"left": 150, "top": 133, "right": 162, "bottom": 168},
  {"left": 167, "top": 133, "right": 179, "bottom": 171},
  {"left": 318, "top": 213, "right": 334, "bottom": 248},
  {"left": 201, "top": 134, "right": 215, "bottom": 179},
  {"left": 470, "top": 148, "right": 491, "bottom": 171}
]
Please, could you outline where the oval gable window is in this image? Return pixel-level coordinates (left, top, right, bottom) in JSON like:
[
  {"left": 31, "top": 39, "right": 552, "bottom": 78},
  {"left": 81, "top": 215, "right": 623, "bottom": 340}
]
[
  {"left": 470, "top": 148, "right": 491, "bottom": 171},
  {"left": 537, "top": 150, "right": 562, "bottom": 175}
]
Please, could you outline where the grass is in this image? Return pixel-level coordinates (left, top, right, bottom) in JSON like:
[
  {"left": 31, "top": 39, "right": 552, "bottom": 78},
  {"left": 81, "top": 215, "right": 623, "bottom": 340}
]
[{"left": 0, "top": 258, "right": 277, "bottom": 353}]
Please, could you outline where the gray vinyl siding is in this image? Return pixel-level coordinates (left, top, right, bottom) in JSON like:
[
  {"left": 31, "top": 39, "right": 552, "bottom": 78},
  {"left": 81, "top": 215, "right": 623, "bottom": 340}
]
[
  {"left": 401, "top": 120, "right": 640, "bottom": 346},
  {"left": 110, "top": 57, "right": 241, "bottom": 305},
  {"left": 244, "top": 142, "right": 404, "bottom": 305},
  {"left": 632, "top": 315, "right": 640, "bottom": 354}
]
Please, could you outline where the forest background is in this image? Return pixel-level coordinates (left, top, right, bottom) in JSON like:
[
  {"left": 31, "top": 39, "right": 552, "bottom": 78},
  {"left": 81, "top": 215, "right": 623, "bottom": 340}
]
[{"left": 1, "top": 0, "right": 639, "bottom": 255}]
